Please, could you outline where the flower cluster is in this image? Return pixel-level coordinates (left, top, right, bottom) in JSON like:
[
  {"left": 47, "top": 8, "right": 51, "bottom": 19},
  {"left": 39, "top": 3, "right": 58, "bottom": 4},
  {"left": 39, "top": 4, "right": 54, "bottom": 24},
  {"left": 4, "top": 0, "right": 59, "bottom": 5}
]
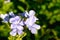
[{"left": 0, "top": 10, "right": 41, "bottom": 36}]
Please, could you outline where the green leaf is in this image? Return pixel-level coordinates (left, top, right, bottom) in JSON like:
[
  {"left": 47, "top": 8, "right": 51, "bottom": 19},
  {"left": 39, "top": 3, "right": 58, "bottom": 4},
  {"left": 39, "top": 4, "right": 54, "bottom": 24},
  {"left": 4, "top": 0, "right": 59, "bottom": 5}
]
[
  {"left": 19, "top": 0, "right": 25, "bottom": 3},
  {"left": 1, "top": 2, "right": 13, "bottom": 14},
  {"left": 17, "top": 6, "right": 25, "bottom": 12}
]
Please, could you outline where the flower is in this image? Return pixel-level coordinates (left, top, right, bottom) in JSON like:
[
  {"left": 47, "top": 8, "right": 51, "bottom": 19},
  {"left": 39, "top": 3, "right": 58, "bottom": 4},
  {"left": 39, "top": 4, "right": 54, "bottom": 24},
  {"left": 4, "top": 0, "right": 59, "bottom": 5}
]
[
  {"left": 25, "top": 10, "right": 40, "bottom": 34},
  {"left": 9, "top": 16, "right": 24, "bottom": 36}
]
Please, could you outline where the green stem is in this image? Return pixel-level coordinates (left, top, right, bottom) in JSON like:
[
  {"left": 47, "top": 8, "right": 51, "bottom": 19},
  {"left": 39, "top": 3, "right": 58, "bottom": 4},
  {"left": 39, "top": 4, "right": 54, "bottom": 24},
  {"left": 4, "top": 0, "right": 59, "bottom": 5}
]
[{"left": 35, "top": 33, "right": 39, "bottom": 40}]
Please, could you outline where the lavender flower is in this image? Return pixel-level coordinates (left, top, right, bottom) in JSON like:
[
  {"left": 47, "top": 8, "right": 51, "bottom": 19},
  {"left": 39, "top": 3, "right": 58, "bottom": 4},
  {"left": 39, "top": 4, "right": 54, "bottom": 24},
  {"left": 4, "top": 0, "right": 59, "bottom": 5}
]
[
  {"left": 25, "top": 10, "right": 40, "bottom": 34},
  {"left": 9, "top": 16, "right": 24, "bottom": 36}
]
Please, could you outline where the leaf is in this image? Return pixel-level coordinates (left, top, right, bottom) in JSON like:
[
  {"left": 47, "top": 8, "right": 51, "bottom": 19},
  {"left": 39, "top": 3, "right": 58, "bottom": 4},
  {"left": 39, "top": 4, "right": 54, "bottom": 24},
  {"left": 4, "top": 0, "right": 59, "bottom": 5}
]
[
  {"left": 17, "top": 6, "right": 25, "bottom": 12},
  {"left": 19, "top": 0, "right": 25, "bottom": 3},
  {"left": 1, "top": 2, "right": 13, "bottom": 14}
]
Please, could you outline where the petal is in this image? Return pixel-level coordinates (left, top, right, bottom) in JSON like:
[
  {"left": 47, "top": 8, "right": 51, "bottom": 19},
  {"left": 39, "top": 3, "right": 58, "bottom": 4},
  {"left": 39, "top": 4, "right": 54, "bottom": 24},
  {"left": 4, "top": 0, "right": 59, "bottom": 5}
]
[
  {"left": 14, "top": 16, "right": 21, "bottom": 22},
  {"left": 17, "top": 25, "right": 24, "bottom": 30},
  {"left": 34, "top": 16, "right": 38, "bottom": 20},
  {"left": 28, "top": 26, "right": 32, "bottom": 30},
  {"left": 29, "top": 10, "right": 35, "bottom": 17},
  {"left": 18, "top": 30, "right": 23, "bottom": 35},
  {"left": 25, "top": 18, "right": 29, "bottom": 25},
  {"left": 10, "top": 29, "right": 17, "bottom": 36},
  {"left": 9, "top": 18, "right": 15, "bottom": 23},
  {"left": 28, "top": 16, "right": 36, "bottom": 25},
  {"left": 25, "top": 17, "right": 34, "bottom": 26},
  {"left": 31, "top": 28, "right": 37, "bottom": 34},
  {"left": 32, "top": 24, "right": 40, "bottom": 30},
  {"left": 11, "top": 24, "right": 17, "bottom": 29},
  {"left": 30, "top": 16, "right": 38, "bottom": 22},
  {"left": 9, "top": 16, "right": 20, "bottom": 24},
  {"left": 9, "top": 18, "right": 16, "bottom": 23}
]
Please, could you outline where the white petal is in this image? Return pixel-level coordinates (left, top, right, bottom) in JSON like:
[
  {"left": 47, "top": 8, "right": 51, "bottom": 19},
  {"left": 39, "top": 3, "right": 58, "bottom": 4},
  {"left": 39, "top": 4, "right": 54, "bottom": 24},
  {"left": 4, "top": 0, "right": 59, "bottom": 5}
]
[
  {"left": 11, "top": 24, "right": 17, "bottom": 29},
  {"left": 34, "top": 16, "right": 38, "bottom": 20},
  {"left": 25, "top": 17, "right": 35, "bottom": 26},
  {"left": 24, "top": 18, "right": 31, "bottom": 26},
  {"left": 28, "top": 26, "right": 32, "bottom": 30},
  {"left": 32, "top": 24, "right": 40, "bottom": 30},
  {"left": 9, "top": 18, "right": 15, "bottom": 23},
  {"left": 10, "top": 29, "right": 17, "bottom": 36},
  {"left": 29, "top": 10, "right": 35, "bottom": 16},
  {"left": 31, "top": 28, "right": 37, "bottom": 34},
  {"left": 9, "top": 16, "right": 20, "bottom": 24},
  {"left": 30, "top": 16, "right": 38, "bottom": 23}
]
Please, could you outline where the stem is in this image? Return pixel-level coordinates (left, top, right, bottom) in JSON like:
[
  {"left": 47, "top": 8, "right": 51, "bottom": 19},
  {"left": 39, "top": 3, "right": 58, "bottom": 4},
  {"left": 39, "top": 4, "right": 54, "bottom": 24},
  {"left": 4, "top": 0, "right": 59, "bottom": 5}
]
[{"left": 35, "top": 33, "right": 39, "bottom": 40}]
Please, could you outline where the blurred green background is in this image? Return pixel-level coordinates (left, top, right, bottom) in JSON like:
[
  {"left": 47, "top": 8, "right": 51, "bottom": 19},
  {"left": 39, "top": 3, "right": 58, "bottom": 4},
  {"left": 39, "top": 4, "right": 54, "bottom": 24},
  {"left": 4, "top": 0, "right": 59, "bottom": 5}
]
[{"left": 0, "top": 0, "right": 60, "bottom": 40}]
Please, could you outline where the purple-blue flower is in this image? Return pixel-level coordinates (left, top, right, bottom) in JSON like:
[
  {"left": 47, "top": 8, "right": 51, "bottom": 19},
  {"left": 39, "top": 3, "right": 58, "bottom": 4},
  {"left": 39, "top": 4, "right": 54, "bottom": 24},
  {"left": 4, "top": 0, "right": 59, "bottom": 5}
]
[{"left": 9, "top": 16, "right": 24, "bottom": 36}]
